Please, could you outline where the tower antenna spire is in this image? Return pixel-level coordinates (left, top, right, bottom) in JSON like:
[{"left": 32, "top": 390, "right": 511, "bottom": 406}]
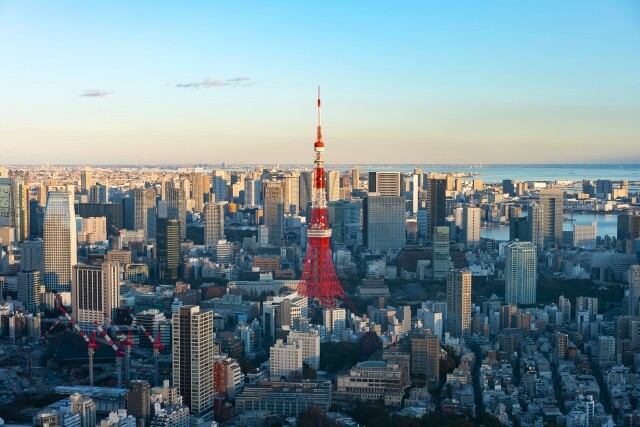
[{"left": 316, "top": 86, "right": 322, "bottom": 143}]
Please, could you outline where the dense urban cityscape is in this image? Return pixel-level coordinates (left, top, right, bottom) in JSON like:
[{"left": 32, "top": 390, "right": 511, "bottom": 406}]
[
  {"left": 1, "top": 91, "right": 640, "bottom": 427},
  {"left": 2, "top": 1, "right": 640, "bottom": 427}
]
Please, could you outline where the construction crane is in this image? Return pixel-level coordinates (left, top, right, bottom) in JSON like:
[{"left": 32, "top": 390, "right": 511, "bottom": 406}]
[
  {"left": 56, "top": 304, "right": 98, "bottom": 386},
  {"left": 130, "top": 312, "right": 166, "bottom": 386},
  {"left": 40, "top": 316, "right": 64, "bottom": 343},
  {"left": 93, "top": 321, "right": 126, "bottom": 387},
  {"left": 122, "top": 330, "right": 135, "bottom": 383}
]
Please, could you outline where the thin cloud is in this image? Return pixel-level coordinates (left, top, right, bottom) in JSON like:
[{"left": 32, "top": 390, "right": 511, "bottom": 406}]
[
  {"left": 79, "top": 90, "right": 112, "bottom": 97},
  {"left": 176, "top": 77, "right": 253, "bottom": 89}
]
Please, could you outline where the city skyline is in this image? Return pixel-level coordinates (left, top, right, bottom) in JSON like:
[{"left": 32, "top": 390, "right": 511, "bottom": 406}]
[{"left": 1, "top": 1, "right": 639, "bottom": 165}]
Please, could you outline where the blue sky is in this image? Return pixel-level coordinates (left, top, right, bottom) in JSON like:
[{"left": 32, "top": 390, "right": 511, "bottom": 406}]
[{"left": 0, "top": 1, "right": 639, "bottom": 165}]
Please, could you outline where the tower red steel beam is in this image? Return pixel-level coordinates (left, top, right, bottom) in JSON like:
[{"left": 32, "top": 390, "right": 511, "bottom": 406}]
[
  {"left": 297, "top": 89, "right": 355, "bottom": 312},
  {"left": 94, "top": 321, "right": 125, "bottom": 387}
]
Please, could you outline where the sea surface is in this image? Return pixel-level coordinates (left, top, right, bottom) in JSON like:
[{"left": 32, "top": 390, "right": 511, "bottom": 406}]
[
  {"left": 481, "top": 212, "right": 620, "bottom": 241},
  {"left": 347, "top": 164, "right": 640, "bottom": 184}
]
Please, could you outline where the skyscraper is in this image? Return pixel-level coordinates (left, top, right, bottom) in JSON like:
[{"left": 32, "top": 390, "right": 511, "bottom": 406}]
[
  {"left": 189, "top": 172, "right": 210, "bottom": 213},
  {"left": 21, "top": 238, "right": 44, "bottom": 274},
  {"left": 173, "top": 306, "right": 214, "bottom": 420},
  {"left": 130, "top": 188, "right": 157, "bottom": 240},
  {"left": 363, "top": 195, "right": 406, "bottom": 252},
  {"left": 538, "top": 189, "right": 564, "bottom": 246},
  {"left": 528, "top": 203, "right": 545, "bottom": 255},
  {"left": 351, "top": 168, "right": 360, "bottom": 190},
  {"left": 410, "top": 332, "right": 439, "bottom": 389},
  {"left": 462, "top": 207, "right": 481, "bottom": 248},
  {"left": 157, "top": 218, "right": 180, "bottom": 282},
  {"left": 505, "top": 241, "right": 537, "bottom": 305},
  {"left": 282, "top": 171, "right": 301, "bottom": 214},
  {"left": 629, "top": 265, "right": 640, "bottom": 317},
  {"left": 71, "top": 262, "right": 120, "bottom": 331},
  {"left": 326, "top": 170, "right": 341, "bottom": 202},
  {"left": 263, "top": 180, "right": 284, "bottom": 246},
  {"left": 80, "top": 170, "right": 92, "bottom": 195},
  {"left": 211, "top": 170, "right": 228, "bottom": 202},
  {"left": 426, "top": 176, "right": 447, "bottom": 241},
  {"left": 433, "top": 226, "right": 450, "bottom": 280},
  {"left": 368, "top": 171, "right": 401, "bottom": 196},
  {"left": 43, "top": 191, "right": 77, "bottom": 293},
  {"left": 446, "top": 269, "right": 472, "bottom": 339},
  {"left": 298, "top": 171, "right": 312, "bottom": 216},
  {"left": 0, "top": 176, "right": 29, "bottom": 241},
  {"left": 17, "top": 271, "right": 41, "bottom": 314},
  {"left": 165, "top": 182, "right": 187, "bottom": 241},
  {"left": 204, "top": 202, "right": 225, "bottom": 248}
]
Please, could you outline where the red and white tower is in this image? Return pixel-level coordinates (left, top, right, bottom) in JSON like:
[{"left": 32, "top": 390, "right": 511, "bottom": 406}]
[{"left": 297, "top": 89, "right": 353, "bottom": 310}]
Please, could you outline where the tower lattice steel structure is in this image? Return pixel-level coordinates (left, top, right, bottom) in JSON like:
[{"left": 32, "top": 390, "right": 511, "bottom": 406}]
[{"left": 297, "top": 89, "right": 353, "bottom": 310}]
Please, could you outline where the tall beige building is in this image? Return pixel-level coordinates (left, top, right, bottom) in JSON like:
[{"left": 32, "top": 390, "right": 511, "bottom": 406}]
[
  {"left": 189, "top": 172, "right": 211, "bottom": 213},
  {"left": 269, "top": 339, "right": 302, "bottom": 380},
  {"left": 463, "top": 207, "right": 481, "bottom": 249},
  {"left": 77, "top": 217, "right": 107, "bottom": 244},
  {"left": 326, "top": 171, "right": 341, "bottom": 202},
  {"left": 447, "top": 269, "right": 472, "bottom": 339},
  {"left": 410, "top": 332, "right": 439, "bottom": 389},
  {"left": 71, "top": 262, "right": 119, "bottom": 331},
  {"left": 173, "top": 306, "right": 214, "bottom": 420},
  {"left": 628, "top": 264, "right": 640, "bottom": 316},
  {"left": 287, "top": 330, "right": 320, "bottom": 370},
  {"left": 282, "top": 171, "right": 300, "bottom": 214},
  {"left": 204, "top": 202, "right": 225, "bottom": 248}
]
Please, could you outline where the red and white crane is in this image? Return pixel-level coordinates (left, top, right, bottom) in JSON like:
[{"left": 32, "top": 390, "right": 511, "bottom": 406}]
[
  {"left": 130, "top": 312, "right": 166, "bottom": 386},
  {"left": 93, "top": 321, "right": 126, "bottom": 387}
]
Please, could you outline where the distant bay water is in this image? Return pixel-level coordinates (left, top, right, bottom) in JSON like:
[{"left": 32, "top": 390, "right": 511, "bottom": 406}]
[
  {"left": 349, "top": 163, "right": 640, "bottom": 184},
  {"left": 481, "top": 212, "right": 620, "bottom": 241}
]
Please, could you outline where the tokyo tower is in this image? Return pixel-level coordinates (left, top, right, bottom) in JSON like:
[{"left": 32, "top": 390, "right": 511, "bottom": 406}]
[{"left": 297, "top": 89, "right": 354, "bottom": 310}]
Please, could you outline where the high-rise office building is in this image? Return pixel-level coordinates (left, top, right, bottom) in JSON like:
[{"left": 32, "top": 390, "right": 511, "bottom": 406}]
[
  {"left": 426, "top": 176, "right": 447, "bottom": 241},
  {"left": 89, "top": 183, "right": 109, "bottom": 204},
  {"left": 505, "top": 241, "right": 537, "bottom": 305},
  {"left": 629, "top": 265, "right": 640, "bottom": 317},
  {"left": 211, "top": 170, "right": 228, "bottom": 202},
  {"left": 173, "top": 306, "right": 214, "bottom": 420},
  {"left": 0, "top": 177, "right": 29, "bottom": 241},
  {"left": 528, "top": 203, "right": 545, "bottom": 255},
  {"left": 363, "top": 195, "right": 406, "bottom": 252},
  {"left": 538, "top": 189, "right": 563, "bottom": 246},
  {"left": 165, "top": 182, "right": 187, "bottom": 241},
  {"left": 263, "top": 180, "right": 284, "bottom": 246},
  {"left": 189, "top": 172, "right": 210, "bottom": 213},
  {"left": 446, "top": 269, "right": 472, "bottom": 339},
  {"left": 130, "top": 188, "right": 157, "bottom": 240},
  {"left": 80, "top": 170, "right": 92, "bottom": 195},
  {"left": 17, "top": 271, "right": 41, "bottom": 314},
  {"left": 21, "top": 238, "right": 44, "bottom": 274},
  {"left": 204, "top": 202, "right": 225, "bottom": 248},
  {"left": 433, "top": 226, "right": 450, "bottom": 280},
  {"left": 462, "top": 207, "right": 481, "bottom": 248},
  {"left": 298, "top": 172, "right": 312, "bottom": 216},
  {"left": 43, "top": 191, "right": 77, "bottom": 293},
  {"left": 244, "top": 178, "right": 261, "bottom": 207},
  {"left": 351, "top": 168, "right": 360, "bottom": 190},
  {"left": 282, "top": 171, "right": 301, "bottom": 214},
  {"left": 618, "top": 213, "right": 640, "bottom": 240},
  {"left": 503, "top": 179, "right": 515, "bottom": 197},
  {"left": 368, "top": 171, "right": 401, "bottom": 196},
  {"left": 71, "top": 262, "right": 119, "bottom": 331},
  {"left": 157, "top": 218, "right": 180, "bottom": 282},
  {"left": 326, "top": 170, "right": 341, "bottom": 202},
  {"left": 76, "top": 203, "right": 123, "bottom": 236}
]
